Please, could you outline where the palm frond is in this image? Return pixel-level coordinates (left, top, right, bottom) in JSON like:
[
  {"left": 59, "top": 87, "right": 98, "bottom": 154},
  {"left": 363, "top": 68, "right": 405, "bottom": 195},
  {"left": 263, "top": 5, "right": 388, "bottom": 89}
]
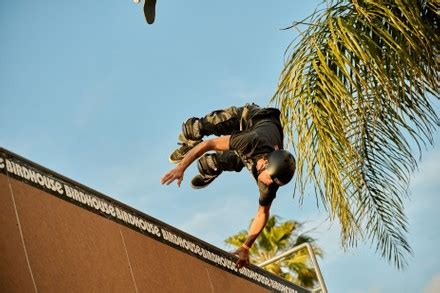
[{"left": 272, "top": 0, "right": 439, "bottom": 268}]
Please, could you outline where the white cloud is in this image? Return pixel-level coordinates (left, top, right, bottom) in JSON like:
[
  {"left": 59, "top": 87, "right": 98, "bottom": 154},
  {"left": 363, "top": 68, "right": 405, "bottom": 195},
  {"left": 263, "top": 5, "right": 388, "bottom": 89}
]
[
  {"left": 423, "top": 273, "right": 440, "bottom": 293},
  {"left": 407, "top": 146, "right": 440, "bottom": 217},
  {"left": 411, "top": 147, "right": 440, "bottom": 188}
]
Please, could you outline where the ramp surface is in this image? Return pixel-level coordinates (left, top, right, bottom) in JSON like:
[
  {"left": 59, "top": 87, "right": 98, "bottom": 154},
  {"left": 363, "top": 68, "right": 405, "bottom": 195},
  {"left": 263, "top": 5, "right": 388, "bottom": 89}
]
[{"left": 0, "top": 148, "right": 310, "bottom": 293}]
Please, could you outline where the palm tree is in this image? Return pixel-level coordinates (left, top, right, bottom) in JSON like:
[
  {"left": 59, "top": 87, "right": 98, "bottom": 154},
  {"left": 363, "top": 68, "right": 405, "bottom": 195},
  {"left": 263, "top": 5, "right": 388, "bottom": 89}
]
[
  {"left": 272, "top": 0, "right": 439, "bottom": 268},
  {"left": 225, "top": 216, "right": 323, "bottom": 288}
]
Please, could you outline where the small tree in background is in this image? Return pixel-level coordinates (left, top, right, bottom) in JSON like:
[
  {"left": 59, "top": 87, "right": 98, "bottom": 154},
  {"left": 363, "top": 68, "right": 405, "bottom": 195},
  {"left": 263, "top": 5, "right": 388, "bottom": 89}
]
[{"left": 225, "top": 216, "right": 323, "bottom": 288}]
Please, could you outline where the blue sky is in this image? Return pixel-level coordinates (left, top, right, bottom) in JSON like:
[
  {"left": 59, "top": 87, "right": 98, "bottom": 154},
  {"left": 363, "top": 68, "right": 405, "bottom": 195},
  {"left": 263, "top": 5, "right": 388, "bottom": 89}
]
[{"left": 1, "top": 0, "right": 439, "bottom": 292}]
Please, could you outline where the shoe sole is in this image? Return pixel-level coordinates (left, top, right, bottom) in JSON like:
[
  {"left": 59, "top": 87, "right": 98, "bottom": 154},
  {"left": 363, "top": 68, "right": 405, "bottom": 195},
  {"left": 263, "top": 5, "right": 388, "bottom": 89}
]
[
  {"left": 190, "top": 176, "right": 216, "bottom": 189},
  {"left": 190, "top": 182, "right": 209, "bottom": 189},
  {"left": 168, "top": 141, "right": 201, "bottom": 164},
  {"left": 168, "top": 149, "right": 186, "bottom": 164},
  {"left": 168, "top": 156, "right": 182, "bottom": 164}
]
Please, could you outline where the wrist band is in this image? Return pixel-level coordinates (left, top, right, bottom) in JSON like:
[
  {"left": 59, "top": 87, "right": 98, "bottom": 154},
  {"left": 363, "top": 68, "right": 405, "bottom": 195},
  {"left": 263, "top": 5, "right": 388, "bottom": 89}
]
[{"left": 242, "top": 243, "right": 251, "bottom": 250}]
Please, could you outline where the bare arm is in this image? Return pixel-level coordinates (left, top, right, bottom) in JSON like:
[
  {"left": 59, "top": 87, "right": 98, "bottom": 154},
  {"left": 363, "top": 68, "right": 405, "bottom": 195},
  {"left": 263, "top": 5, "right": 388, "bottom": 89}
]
[
  {"left": 233, "top": 204, "right": 271, "bottom": 268},
  {"left": 243, "top": 204, "right": 271, "bottom": 248},
  {"left": 160, "top": 135, "right": 230, "bottom": 186}
]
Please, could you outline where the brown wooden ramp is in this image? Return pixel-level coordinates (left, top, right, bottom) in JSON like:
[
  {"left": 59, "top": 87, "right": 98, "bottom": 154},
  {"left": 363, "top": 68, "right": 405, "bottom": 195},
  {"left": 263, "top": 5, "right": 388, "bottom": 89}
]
[{"left": 0, "top": 147, "right": 310, "bottom": 293}]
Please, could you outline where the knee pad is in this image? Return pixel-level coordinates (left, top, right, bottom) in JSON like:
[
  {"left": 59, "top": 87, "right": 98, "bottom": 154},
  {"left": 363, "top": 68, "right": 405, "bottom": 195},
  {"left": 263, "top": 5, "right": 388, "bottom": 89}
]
[
  {"left": 197, "top": 153, "right": 222, "bottom": 176},
  {"left": 182, "top": 117, "right": 204, "bottom": 141}
]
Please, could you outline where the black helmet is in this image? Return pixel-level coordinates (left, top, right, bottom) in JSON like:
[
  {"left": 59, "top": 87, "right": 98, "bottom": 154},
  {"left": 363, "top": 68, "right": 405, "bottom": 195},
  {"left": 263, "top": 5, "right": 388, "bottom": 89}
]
[{"left": 266, "top": 150, "right": 296, "bottom": 186}]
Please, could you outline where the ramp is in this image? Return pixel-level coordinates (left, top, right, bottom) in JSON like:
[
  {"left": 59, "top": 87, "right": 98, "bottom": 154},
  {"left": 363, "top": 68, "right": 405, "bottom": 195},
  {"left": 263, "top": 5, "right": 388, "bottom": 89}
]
[{"left": 0, "top": 147, "right": 310, "bottom": 292}]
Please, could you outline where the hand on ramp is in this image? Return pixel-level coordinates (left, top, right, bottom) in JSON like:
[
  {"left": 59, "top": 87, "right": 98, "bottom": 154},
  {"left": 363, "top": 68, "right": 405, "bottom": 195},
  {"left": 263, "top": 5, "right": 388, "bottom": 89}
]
[{"left": 232, "top": 247, "right": 250, "bottom": 269}]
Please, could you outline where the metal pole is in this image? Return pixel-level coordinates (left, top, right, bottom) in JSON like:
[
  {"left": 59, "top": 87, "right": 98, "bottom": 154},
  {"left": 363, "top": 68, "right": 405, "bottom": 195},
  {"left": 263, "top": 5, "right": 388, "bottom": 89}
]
[{"left": 257, "top": 243, "right": 328, "bottom": 293}]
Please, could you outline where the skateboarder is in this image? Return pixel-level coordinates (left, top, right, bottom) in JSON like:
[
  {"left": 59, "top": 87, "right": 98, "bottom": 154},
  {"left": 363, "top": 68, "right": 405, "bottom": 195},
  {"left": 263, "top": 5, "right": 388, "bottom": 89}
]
[{"left": 160, "top": 103, "right": 296, "bottom": 268}]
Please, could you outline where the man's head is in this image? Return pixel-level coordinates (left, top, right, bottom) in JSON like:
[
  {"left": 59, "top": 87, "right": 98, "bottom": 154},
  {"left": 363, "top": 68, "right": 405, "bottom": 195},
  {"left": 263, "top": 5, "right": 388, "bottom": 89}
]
[{"left": 257, "top": 150, "right": 296, "bottom": 186}]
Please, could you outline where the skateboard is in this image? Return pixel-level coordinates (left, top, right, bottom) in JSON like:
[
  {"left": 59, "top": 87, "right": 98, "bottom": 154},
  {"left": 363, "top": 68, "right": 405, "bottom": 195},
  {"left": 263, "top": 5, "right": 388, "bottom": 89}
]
[{"left": 133, "top": 0, "right": 156, "bottom": 24}]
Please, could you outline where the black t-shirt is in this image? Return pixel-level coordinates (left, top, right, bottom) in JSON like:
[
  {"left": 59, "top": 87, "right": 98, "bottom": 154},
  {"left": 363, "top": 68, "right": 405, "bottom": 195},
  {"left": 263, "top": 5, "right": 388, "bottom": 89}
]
[{"left": 229, "top": 119, "right": 282, "bottom": 206}]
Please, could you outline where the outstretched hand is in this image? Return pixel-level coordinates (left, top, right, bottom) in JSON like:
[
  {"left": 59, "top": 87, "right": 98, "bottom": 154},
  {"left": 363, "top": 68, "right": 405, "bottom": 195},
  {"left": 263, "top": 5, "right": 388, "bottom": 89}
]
[
  {"left": 160, "top": 165, "right": 185, "bottom": 187},
  {"left": 232, "top": 247, "right": 250, "bottom": 269}
]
